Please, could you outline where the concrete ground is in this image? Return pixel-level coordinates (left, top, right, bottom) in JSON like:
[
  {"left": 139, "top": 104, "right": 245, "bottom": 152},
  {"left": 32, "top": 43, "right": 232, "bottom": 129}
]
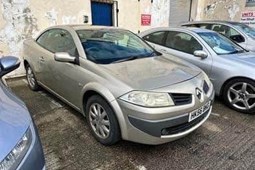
[{"left": 7, "top": 78, "right": 255, "bottom": 170}]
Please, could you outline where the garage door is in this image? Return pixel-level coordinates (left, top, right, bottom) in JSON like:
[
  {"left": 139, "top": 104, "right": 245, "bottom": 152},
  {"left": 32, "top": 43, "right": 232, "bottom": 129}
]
[{"left": 91, "top": 1, "right": 113, "bottom": 26}]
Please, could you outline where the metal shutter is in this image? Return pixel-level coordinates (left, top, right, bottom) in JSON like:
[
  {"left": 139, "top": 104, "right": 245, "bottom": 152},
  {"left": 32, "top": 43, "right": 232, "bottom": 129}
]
[{"left": 169, "top": 0, "right": 191, "bottom": 26}]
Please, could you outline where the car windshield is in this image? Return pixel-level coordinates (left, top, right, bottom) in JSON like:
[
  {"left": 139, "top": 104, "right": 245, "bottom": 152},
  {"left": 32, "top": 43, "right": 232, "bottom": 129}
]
[
  {"left": 76, "top": 29, "right": 157, "bottom": 64},
  {"left": 198, "top": 32, "right": 245, "bottom": 55},
  {"left": 232, "top": 23, "right": 255, "bottom": 39}
]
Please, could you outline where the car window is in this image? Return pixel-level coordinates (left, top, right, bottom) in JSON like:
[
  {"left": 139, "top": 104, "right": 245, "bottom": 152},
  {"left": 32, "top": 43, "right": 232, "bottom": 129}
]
[
  {"left": 37, "top": 31, "right": 50, "bottom": 49},
  {"left": 211, "top": 24, "right": 245, "bottom": 43},
  {"left": 165, "top": 31, "right": 203, "bottom": 54},
  {"left": 195, "top": 24, "right": 209, "bottom": 29},
  {"left": 184, "top": 23, "right": 212, "bottom": 29},
  {"left": 198, "top": 24, "right": 210, "bottom": 29},
  {"left": 142, "top": 31, "right": 166, "bottom": 45},
  {"left": 225, "top": 26, "right": 245, "bottom": 43},
  {"left": 198, "top": 32, "right": 245, "bottom": 55},
  {"left": 232, "top": 23, "right": 255, "bottom": 39},
  {"left": 37, "top": 29, "right": 77, "bottom": 57},
  {"left": 76, "top": 29, "right": 157, "bottom": 64},
  {"left": 211, "top": 24, "right": 228, "bottom": 35}
]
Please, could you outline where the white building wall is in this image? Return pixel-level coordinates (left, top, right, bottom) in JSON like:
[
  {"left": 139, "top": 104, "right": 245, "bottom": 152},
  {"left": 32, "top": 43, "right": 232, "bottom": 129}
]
[{"left": 0, "top": 0, "right": 170, "bottom": 77}]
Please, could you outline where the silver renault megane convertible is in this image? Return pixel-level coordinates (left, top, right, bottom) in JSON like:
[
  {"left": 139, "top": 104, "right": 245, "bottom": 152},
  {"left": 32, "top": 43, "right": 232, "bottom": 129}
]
[{"left": 23, "top": 25, "right": 214, "bottom": 145}]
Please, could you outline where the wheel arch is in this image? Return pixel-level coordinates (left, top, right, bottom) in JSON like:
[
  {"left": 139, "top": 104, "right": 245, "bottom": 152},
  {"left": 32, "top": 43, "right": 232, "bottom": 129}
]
[
  {"left": 220, "top": 76, "right": 255, "bottom": 96},
  {"left": 81, "top": 82, "right": 128, "bottom": 139}
]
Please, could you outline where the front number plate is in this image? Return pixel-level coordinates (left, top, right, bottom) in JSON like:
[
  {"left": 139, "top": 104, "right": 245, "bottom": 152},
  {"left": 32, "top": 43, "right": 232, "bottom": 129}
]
[{"left": 189, "top": 101, "right": 211, "bottom": 122}]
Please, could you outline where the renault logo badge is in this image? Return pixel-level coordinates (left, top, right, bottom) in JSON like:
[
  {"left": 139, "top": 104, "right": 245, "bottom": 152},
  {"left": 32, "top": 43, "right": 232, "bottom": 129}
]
[{"left": 196, "top": 88, "right": 204, "bottom": 102}]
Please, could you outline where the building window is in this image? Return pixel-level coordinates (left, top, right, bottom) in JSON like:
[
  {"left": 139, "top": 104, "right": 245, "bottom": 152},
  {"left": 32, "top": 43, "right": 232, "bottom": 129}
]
[{"left": 246, "top": 0, "right": 255, "bottom": 6}]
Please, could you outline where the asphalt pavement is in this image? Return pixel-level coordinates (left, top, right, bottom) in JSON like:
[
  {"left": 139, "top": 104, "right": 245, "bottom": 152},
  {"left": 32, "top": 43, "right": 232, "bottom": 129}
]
[{"left": 7, "top": 78, "right": 255, "bottom": 170}]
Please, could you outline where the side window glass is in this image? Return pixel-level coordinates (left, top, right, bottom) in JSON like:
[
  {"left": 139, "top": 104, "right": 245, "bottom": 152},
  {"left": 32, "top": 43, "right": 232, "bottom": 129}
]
[
  {"left": 36, "top": 31, "right": 50, "bottom": 49},
  {"left": 225, "top": 27, "right": 245, "bottom": 43},
  {"left": 37, "top": 29, "right": 78, "bottom": 57},
  {"left": 211, "top": 24, "right": 227, "bottom": 35},
  {"left": 143, "top": 31, "right": 166, "bottom": 45},
  {"left": 198, "top": 24, "right": 211, "bottom": 29},
  {"left": 205, "top": 24, "right": 212, "bottom": 29},
  {"left": 165, "top": 31, "right": 203, "bottom": 55},
  {"left": 48, "top": 29, "right": 77, "bottom": 57},
  {"left": 184, "top": 24, "right": 211, "bottom": 29}
]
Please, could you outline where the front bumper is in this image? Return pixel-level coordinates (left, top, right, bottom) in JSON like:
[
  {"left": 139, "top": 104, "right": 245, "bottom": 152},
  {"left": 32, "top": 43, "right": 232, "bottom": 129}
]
[
  {"left": 128, "top": 105, "right": 211, "bottom": 138},
  {"left": 115, "top": 90, "right": 215, "bottom": 145}
]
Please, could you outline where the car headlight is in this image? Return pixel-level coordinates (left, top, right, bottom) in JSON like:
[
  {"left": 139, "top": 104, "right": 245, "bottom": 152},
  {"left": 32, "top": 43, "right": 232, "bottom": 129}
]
[
  {"left": 119, "top": 91, "right": 175, "bottom": 107},
  {"left": 204, "top": 73, "right": 211, "bottom": 87},
  {"left": 0, "top": 127, "right": 32, "bottom": 170},
  {"left": 201, "top": 72, "right": 211, "bottom": 86}
]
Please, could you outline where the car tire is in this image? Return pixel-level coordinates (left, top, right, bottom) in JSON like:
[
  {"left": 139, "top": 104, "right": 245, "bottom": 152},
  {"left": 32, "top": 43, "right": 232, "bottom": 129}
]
[
  {"left": 86, "top": 95, "right": 120, "bottom": 145},
  {"left": 223, "top": 78, "right": 255, "bottom": 114},
  {"left": 26, "top": 65, "right": 40, "bottom": 91}
]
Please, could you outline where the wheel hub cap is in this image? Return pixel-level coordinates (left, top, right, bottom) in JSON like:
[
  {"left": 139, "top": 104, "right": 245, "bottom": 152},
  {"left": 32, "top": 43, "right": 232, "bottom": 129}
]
[
  {"left": 89, "top": 103, "right": 110, "bottom": 139},
  {"left": 27, "top": 67, "right": 35, "bottom": 87},
  {"left": 228, "top": 82, "right": 255, "bottom": 110}
]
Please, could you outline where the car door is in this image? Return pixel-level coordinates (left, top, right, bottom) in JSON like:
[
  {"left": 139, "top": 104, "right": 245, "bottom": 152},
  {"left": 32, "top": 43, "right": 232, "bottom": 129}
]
[
  {"left": 144, "top": 31, "right": 213, "bottom": 76},
  {"left": 40, "top": 29, "right": 83, "bottom": 109}
]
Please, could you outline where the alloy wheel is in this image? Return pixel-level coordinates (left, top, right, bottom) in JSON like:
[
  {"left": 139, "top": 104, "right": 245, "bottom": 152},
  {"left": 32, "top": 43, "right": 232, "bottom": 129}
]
[
  {"left": 27, "top": 67, "right": 36, "bottom": 88},
  {"left": 227, "top": 82, "right": 255, "bottom": 110},
  {"left": 89, "top": 103, "right": 110, "bottom": 139}
]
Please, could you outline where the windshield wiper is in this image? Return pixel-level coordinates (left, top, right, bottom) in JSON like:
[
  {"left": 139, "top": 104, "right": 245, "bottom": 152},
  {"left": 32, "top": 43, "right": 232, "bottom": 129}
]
[
  {"left": 111, "top": 56, "right": 139, "bottom": 63},
  {"left": 146, "top": 51, "right": 161, "bottom": 57},
  {"left": 228, "top": 49, "right": 245, "bottom": 54}
]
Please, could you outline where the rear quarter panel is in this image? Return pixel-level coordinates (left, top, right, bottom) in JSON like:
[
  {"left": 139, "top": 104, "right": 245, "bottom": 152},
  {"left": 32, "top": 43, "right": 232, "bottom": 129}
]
[
  {"left": 23, "top": 39, "right": 38, "bottom": 72},
  {"left": 23, "top": 39, "right": 51, "bottom": 80}
]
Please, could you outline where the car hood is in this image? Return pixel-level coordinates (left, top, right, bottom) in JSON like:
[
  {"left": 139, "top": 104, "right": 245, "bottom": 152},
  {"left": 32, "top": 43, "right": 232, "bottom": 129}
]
[
  {"left": 101, "top": 55, "right": 201, "bottom": 90},
  {"left": 0, "top": 81, "right": 31, "bottom": 161},
  {"left": 223, "top": 52, "right": 255, "bottom": 67}
]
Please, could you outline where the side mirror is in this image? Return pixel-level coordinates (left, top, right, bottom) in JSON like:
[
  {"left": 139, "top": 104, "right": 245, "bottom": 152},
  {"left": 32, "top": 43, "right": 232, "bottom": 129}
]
[
  {"left": 54, "top": 52, "right": 75, "bottom": 63},
  {"left": 194, "top": 50, "right": 208, "bottom": 59},
  {"left": 0, "top": 56, "right": 20, "bottom": 77}
]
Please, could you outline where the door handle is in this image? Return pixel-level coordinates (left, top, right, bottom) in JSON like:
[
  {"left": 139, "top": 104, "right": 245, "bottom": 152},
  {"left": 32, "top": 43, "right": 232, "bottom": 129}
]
[{"left": 39, "top": 56, "right": 45, "bottom": 62}]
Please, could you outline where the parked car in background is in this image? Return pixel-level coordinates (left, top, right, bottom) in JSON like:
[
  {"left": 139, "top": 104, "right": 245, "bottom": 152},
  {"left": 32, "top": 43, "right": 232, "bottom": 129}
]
[
  {"left": 0, "top": 56, "right": 45, "bottom": 170},
  {"left": 181, "top": 21, "right": 255, "bottom": 52},
  {"left": 23, "top": 25, "right": 214, "bottom": 145},
  {"left": 140, "top": 27, "right": 255, "bottom": 114}
]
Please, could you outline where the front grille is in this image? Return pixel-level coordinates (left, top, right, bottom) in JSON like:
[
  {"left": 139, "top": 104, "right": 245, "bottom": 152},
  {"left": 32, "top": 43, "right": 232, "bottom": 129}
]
[
  {"left": 171, "top": 93, "right": 192, "bottom": 106},
  {"left": 203, "top": 80, "right": 210, "bottom": 94},
  {"left": 161, "top": 110, "right": 209, "bottom": 136}
]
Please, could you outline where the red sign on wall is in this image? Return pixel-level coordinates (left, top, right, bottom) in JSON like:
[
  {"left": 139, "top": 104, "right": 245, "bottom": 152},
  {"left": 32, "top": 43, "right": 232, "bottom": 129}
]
[{"left": 141, "top": 14, "right": 151, "bottom": 26}]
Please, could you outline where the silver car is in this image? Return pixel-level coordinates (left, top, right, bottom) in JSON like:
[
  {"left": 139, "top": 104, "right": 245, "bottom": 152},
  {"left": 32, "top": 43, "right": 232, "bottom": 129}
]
[
  {"left": 23, "top": 25, "right": 214, "bottom": 145},
  {"left": 139, "top": 27, "right": 255, "bottom": 113},
  {"left": 181, "top": 21, "right": 255, "bottom": 52}
]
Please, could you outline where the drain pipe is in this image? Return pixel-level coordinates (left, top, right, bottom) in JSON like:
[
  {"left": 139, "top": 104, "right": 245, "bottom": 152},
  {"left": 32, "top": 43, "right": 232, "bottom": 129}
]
[
  {"left": 189, "top": 0, "right": 193, "bottom": 21},
  {"left": 113, "top": 1, "right": 119, "bottom": 27}
]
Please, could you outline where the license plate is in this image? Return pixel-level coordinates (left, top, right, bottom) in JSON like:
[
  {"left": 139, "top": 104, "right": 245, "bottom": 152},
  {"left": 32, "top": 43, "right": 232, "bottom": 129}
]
[{"left": 189, "top": 101, "right": 211, "bottom": 122}]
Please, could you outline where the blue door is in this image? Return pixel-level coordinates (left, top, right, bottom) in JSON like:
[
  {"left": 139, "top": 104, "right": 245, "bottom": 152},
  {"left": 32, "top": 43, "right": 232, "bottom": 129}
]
[{"left": 91, "top": 2, "right": 113, "bottom": 26}]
